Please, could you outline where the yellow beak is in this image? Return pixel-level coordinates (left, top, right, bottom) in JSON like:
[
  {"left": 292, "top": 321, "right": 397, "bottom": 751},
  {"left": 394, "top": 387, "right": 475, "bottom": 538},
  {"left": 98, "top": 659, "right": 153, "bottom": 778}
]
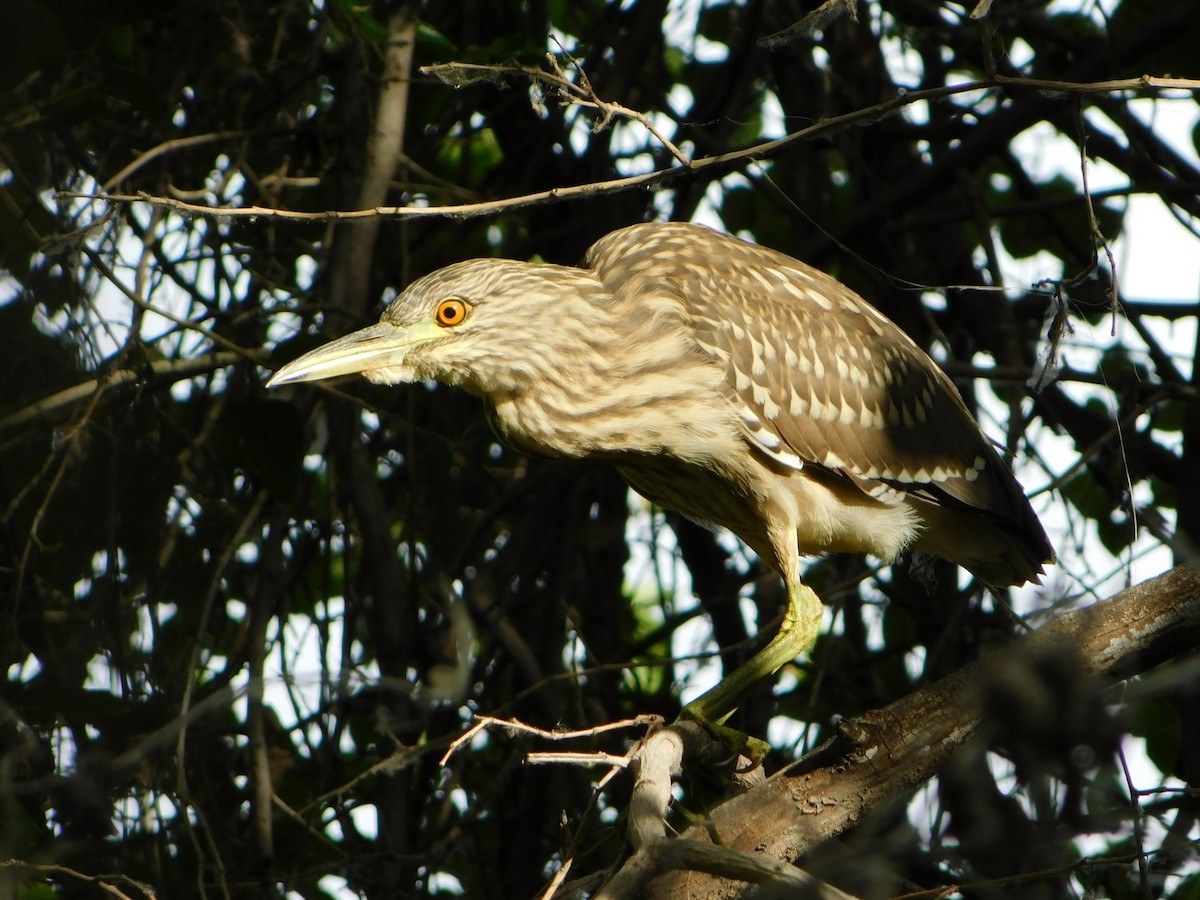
[{"left": 266, "top": 320, "right": 441, "bottom": 387}]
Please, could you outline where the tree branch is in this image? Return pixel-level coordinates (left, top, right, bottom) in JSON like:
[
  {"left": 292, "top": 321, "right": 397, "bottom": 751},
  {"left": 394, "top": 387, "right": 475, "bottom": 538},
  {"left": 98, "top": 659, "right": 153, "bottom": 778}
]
[
  {"left": 57, "top": 75, "right": 1200, "bottom": 223},
  {"left": 0, "top": 352, "right": 261, "bottom": 435},
  {"left": 648, "top": 565, "right": 1200, "bottom": 899},
  {"left": 327, "top": 6, "right": 417, "bottom": 319},
  {"left": 601, "top": 724, "right": 858, "bottom": 899}
]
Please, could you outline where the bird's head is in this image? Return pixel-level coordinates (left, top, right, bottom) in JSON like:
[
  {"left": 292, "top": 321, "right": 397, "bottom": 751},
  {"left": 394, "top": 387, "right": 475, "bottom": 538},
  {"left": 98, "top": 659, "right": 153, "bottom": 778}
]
[{"left": 267, "top": 258, "right": 609, "bottom": 395}]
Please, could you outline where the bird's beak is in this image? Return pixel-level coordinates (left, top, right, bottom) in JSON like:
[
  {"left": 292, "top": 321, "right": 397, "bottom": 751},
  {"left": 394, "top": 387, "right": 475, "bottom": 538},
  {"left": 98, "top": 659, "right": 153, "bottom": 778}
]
[{"left": 266, "top": 320, "right": 441, "bottom": 387}]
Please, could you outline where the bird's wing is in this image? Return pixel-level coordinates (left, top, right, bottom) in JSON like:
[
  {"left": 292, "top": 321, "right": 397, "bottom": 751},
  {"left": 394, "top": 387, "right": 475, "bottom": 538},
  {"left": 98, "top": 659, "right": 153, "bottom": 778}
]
[
  {"left": 585, "top": 221, "right": 1024, "bottom": 515},
  {"left": 684, "top": 253, "right": 1008, "bottom": 515}
]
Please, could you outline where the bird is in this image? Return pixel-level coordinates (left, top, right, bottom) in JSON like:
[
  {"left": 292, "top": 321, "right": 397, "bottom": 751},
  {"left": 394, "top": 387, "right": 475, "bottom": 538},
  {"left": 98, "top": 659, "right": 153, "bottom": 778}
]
[{"left": 268, "top": 222, "right": 1054, "bottom": 745}]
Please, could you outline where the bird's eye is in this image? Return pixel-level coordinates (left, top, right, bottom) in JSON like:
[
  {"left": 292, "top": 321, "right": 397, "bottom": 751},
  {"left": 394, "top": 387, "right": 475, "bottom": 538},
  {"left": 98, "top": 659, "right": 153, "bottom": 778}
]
[{"left": 435, "top": 298, "right": 469, "bottom": 327}]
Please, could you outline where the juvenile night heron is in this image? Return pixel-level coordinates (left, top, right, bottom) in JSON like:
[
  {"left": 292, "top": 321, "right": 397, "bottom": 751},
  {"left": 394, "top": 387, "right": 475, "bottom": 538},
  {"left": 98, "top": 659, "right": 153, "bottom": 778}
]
[{"left": 269, "top": 222, "right": 1054, "bottom": 739}]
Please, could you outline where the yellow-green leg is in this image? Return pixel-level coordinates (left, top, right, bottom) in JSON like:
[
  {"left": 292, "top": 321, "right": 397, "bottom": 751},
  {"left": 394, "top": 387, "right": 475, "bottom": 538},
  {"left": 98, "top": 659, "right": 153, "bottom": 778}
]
[{"left": 680, "top": 581, "right": 824, "bottom": 760}]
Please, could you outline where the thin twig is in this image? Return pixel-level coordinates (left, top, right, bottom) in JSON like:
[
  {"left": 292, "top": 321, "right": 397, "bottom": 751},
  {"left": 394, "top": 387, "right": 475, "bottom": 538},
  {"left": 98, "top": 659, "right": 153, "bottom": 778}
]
[
  {"left": 1066, "top": 100, "right": 1121, "bottom": 330},
  {"left": 526, "top": 751, "right": 633, "bottom": 767},
  {"left": 758, "top": 0, "right": 859, "bottom": 47},
  {"left": 79, "top": 247, "right": 256, "bottom": 358},
  {"left": 101, "top": 130, "right": 263, "bottom": 192},
  {"left": 440, "top": 713, "right": 662, "bottom": 766},
  {"left": 546, "top": 44, "right": 692, "bottom": 166},
  {"left": 0, "top": 860, "right": 158, "bottom": 900}
]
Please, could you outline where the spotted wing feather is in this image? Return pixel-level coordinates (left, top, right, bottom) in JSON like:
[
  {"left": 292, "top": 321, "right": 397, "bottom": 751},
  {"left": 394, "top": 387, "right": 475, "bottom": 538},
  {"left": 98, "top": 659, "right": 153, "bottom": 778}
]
[
  {"left": 701, "top": 271, "right": 994, "bottom": 501},
  {"left": 627, "top": 230, "right": 991, "bottom": 503}
]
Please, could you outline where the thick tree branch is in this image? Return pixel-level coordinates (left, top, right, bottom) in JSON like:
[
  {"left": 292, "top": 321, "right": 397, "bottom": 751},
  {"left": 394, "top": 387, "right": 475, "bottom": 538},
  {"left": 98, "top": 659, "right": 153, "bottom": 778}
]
[
  {"left": 327, "top": 6, "right": 417, "bottom": 318},
  {"left": 602, "top": 724, "right": 856, "bottom": 899},
  {"left": 647, "top": 565, "right": 1200, "bottom": 899}
]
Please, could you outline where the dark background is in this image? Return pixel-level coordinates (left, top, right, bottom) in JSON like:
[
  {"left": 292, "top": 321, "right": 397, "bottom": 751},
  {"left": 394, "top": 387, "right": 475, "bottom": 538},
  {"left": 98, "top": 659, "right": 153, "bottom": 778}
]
[{"left": 2, "top": 0, "right": 1198, "bottom": 896}]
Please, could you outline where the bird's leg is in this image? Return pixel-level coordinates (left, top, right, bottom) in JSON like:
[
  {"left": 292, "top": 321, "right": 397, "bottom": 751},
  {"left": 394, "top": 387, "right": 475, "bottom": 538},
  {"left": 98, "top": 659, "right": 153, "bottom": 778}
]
[{"left": 681, "top": 578, "right": 823, "bottom": 762}]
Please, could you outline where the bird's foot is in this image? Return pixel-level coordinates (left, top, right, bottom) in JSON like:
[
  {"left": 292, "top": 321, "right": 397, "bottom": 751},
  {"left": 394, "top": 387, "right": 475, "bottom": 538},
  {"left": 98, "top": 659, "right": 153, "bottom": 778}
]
[{"left": 678, "top": 703, "right": 770, "bottom": 769}]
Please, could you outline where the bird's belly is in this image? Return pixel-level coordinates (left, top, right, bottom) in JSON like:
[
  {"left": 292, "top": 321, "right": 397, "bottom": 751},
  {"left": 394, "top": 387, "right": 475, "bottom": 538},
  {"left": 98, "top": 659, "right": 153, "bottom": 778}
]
[
  {"left": 617, "top": 456, "right": 775, "bottom": 560},
  {"left": 617, "top": 455, "right": 922, "bottom": 571}
]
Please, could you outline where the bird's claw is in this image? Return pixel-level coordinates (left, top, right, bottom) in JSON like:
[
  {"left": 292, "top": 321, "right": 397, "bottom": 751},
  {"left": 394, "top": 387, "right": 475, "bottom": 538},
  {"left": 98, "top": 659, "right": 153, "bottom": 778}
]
[{"left": 678, "top": 704, "right": 770, "bottom": 769}]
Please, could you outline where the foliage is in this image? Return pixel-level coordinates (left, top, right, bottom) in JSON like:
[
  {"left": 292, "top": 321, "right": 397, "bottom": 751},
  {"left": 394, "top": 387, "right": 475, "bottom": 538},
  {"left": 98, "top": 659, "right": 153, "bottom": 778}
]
[{"left": 1, "top": 0, "right": 1198, "bottom": 897}]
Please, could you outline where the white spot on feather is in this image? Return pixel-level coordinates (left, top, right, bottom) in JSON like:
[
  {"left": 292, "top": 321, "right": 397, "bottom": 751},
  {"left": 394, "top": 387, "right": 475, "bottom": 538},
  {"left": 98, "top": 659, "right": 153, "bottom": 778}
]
[
  {"left": 748, "top": 268, "right": 774, "bottom": 292},
  {"left": 751, "top": 426, "right": 781, "bottom": 449},
  {"left": 965, "top": 455, "right": 985, "bottom": 481},
  {"left": 789, "top": 390, "right": 808, "bottom": 417},
  {"left": 811, "top": 397, "right": 838, "bottom": 422},
  {"left": 812, "top": 353, "right": 825, "bottom": 380},
  {"left": 769, "top": 447, "right": 805, "bottom": 470}
]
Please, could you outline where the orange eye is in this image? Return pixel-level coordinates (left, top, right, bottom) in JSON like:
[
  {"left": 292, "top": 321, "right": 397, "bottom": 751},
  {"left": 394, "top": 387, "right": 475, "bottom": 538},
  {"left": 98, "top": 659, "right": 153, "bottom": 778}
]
[{"left": 435, "top": 298, "right": 468, "bottom": 327}]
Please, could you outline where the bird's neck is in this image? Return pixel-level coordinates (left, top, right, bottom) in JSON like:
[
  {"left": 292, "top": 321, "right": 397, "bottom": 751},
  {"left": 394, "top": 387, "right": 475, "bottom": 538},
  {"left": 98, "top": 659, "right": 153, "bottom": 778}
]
[{"left": 483, "top": 323, "right": 740, "bottom": 464}]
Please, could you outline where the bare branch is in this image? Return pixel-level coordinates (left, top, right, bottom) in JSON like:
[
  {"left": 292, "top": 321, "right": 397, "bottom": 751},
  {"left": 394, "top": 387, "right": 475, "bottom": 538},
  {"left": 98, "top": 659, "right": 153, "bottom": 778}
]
[
  {"left": 0, "top": 352, "right": 261, "bottom": 435},
  {"left": 440, "top": 713, "right": 663, "bottom": 765},
  {"left": 58, "top": 75, "right": 1200, "bottom": 223},
  {"left": 0, "top": 861, "right": 157, "bottom": 900},
  {"left": 78, "top": 247, "right": 256, "bottom": 357},
  {"left": 100, "top": 130, "right": 264, "bottom": 192},
  {"left": 544, "top": 46, "right": 692, "bottom": 166}
]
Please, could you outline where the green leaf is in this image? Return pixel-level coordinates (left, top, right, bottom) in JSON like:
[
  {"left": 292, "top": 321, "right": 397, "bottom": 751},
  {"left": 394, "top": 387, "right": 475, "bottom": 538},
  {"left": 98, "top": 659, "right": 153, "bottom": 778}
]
[
  {"left": 1135, "top": 696, "right": 1182, "bottom": 778},
  {"left": 416, "top": 21, "right": 459, "bottom": 55},
  {"left": 435, "top": 126, "right": 505, "bottom": 186},
  {"left": 330, "top": 0, "right": 388, "bottom": 43},
  {"left": 1060, "top": 470, "right": 1110, "bottom": 521},
  {"left": 17, "top": 881, "right": 59, "bottom": 900}
]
